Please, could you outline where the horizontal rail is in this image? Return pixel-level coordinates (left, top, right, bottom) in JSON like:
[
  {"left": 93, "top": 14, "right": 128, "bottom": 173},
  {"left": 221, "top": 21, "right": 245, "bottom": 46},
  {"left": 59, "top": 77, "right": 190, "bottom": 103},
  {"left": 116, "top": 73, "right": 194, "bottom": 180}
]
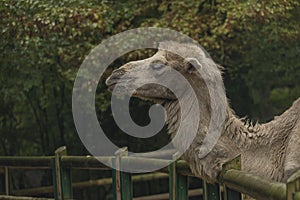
[
  {"left": 131, "top": 149, "right": 176, "bottom": 159},
  {"left": 120, "top": 157, "right": 170, "bottom": 172},
  {"left": 0, "top": 157, "right": 53, "bottom": 169},
  {"left": 13, "top": 173, "right": 168, "bottom": 196},
  {"left": 1, "top": 151, "right": 299, "bottom": 200},
  {"left": 119, "top": 157, "right": 192, "bottom": 175},
  {"left": 222, "top": 169, "right": 286, "bottom": 200},
  {"left": 0, "top": 195, "right": 53, "bottom": 200},
  {"left": 60, "top": 156, "right": 112, "bottom": 169},
  {"left": 133, "top": 188, "right": 203, "bottom": 200},
  {"left": 0, "top": 156, "right": 193, "bottom": 176}
]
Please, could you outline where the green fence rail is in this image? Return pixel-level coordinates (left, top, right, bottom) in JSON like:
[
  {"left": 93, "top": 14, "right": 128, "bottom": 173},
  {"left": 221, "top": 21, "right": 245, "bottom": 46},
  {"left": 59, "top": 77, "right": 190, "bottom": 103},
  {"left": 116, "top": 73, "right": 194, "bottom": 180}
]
[{"left": 0, "top": 146, "right": 300, "bottom": 200}]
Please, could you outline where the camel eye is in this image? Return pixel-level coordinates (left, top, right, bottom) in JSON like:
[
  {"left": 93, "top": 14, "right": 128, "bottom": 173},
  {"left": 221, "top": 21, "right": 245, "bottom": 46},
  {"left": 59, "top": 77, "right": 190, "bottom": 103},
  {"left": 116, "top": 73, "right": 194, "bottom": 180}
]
[{"left": 150, "top": 61, "right": 165, "bottom": 70}]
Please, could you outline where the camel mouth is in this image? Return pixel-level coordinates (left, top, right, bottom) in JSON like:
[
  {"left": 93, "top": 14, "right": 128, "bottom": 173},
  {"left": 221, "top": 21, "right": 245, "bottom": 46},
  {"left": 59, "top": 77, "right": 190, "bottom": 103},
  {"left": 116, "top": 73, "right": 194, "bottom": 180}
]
[
  {"left": 131, "top": 92, "right": 168, "bottom": 104},
  {"left": 106, "top": 82, "right": 130, "bottom": 94},
  {"left": 107, "top": 82, "right": 116, "bottom": 92},
  {"left": 132, "top": 86, "right": 177, "bottom": 102},
  {"left": 106, "top": 75, "right": 133, "bottom": 92}
]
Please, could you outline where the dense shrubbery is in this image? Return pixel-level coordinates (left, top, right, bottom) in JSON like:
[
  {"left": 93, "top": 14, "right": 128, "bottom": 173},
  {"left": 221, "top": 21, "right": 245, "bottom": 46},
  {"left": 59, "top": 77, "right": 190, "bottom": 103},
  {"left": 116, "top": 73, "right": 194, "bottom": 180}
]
[{"left": 0, "top": 0, "right": 299, "bottom": 157}]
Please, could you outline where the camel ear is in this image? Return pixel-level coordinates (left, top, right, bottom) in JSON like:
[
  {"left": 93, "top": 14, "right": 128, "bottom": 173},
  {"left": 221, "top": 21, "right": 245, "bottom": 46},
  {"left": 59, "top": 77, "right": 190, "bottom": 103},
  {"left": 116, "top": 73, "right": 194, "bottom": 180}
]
[{"left": 184, "top": 58, "right": 203, "bottom": 73}]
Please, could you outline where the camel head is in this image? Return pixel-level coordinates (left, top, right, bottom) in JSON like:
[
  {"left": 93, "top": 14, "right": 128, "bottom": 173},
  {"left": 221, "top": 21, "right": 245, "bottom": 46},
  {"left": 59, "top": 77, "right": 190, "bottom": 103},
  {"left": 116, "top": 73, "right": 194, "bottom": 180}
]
[
  {"left": 105, "top": 41, "right": 223, "bottom": 105},
  {"left": 105, "top": 41, "right": 228, "bottom": 141},
  {"left": 105, "top": 41, "right": 236, "bottom": 181}
]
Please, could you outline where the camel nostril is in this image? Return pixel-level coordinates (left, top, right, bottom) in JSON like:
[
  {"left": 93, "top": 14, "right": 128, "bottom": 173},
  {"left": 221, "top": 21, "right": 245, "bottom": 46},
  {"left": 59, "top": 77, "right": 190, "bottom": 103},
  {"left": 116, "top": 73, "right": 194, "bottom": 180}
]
[
  {"left": 113, "top": 68, "right": 126, "bottom": 76},
  {"left": 106, "top": 68, "right": 128, "bottom": 87},
  {"left": 107, "top": 69, "right": 124, "bottom": 81}
]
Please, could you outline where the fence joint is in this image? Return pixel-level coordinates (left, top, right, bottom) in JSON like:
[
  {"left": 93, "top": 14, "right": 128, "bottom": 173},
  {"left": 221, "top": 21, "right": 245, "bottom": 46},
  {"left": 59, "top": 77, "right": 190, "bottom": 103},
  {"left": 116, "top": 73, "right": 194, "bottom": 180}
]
[
  {"left": 221, "top": 154, "right": 241, "bottom": 200},
  {"left": 287, "top": 169, "right": 300, "bottom": 200},
  {"left": 113, "top": 147, "right": 132, "bottom": 200}
]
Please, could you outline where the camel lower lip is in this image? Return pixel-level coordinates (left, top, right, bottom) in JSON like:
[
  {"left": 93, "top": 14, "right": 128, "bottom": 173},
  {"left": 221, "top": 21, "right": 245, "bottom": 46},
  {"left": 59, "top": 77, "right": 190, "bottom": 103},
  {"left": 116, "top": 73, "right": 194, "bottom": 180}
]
[
  {"left": 108, "top": 84, "right": 129, "bottom": 94},
  {"left": 107, "top": 83, "right": 116, "bottom": 91}
]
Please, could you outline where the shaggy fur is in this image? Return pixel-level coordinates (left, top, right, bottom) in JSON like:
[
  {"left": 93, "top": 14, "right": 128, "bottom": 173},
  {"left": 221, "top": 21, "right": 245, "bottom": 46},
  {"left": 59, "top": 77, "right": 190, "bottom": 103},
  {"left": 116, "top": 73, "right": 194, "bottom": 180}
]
[{"left": 106, "top": 42, "right": 300, "bottom": 185}]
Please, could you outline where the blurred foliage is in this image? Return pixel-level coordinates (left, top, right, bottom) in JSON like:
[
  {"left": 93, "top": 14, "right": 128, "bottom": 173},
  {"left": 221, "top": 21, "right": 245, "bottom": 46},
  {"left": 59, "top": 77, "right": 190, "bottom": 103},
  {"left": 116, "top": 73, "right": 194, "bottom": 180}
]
[{"left": 0, "top": 0, "right": 299, "bottom": 155}]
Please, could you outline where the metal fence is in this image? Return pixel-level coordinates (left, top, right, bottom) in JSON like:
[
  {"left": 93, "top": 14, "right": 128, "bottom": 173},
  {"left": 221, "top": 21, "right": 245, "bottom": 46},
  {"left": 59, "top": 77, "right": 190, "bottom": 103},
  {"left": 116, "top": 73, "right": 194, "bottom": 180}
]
[{"left": 0, "top": 146, "right": 299, "bottom": 200}]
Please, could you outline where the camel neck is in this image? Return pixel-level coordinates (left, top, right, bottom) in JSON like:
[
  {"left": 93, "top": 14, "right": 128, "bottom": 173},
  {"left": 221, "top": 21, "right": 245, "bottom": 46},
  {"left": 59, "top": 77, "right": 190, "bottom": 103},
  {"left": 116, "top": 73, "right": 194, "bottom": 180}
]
[{"left": 223, "top": 111, "right": 267, "bottom": 151}]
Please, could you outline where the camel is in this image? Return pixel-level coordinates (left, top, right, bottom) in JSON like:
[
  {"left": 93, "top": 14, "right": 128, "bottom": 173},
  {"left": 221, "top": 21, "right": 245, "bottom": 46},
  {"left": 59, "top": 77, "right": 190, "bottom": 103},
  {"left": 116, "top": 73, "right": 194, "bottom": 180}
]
[{"left": 105, "top": 41, "right": 300, "bottom": 186}]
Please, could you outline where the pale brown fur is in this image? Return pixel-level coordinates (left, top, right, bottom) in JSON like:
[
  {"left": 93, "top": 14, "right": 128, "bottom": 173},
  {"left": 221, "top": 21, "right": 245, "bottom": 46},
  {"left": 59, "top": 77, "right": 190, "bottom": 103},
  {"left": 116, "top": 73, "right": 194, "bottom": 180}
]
[{"left": 106, "top": 42, "right": 300, "bottom": 197}]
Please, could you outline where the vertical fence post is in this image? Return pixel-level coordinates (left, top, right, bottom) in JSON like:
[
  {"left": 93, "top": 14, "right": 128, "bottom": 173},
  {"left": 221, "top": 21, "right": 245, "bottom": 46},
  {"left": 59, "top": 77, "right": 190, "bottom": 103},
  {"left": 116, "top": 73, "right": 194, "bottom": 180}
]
[
  {"left": 112, "top": 162, "right": 117, "bottom": 200},
  {"left": 204, "top": 181, "right": 220, "bottom": 200},
  {"left": 168, "top": 160, "right": 175, "bottom": 200},
  {"left": 169, "top": 153, "right": 188, "bottom": 200},
  {"left": 221, "top": 155, "right": 242, "bottom": 200},
  {"left": 52, "top": 146, "right": 73, "bottom": 200},
  {"left": 51, "top": 157, "right": 58, "bottom": 200},
  {"left": 0, "top": 168, "right": 4, "bottom": 195},
  {"left": 4, "top": 167, "right": 11, "bottom": 195},
  {"left": 287, "top": 169, "right": 300, "bottom": 200},
  {"left": 176, "top": 173, "right": 188, "bottom": 200},
  {"left": 113, "top": 147, "right": 132, "bottom": 200}
]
